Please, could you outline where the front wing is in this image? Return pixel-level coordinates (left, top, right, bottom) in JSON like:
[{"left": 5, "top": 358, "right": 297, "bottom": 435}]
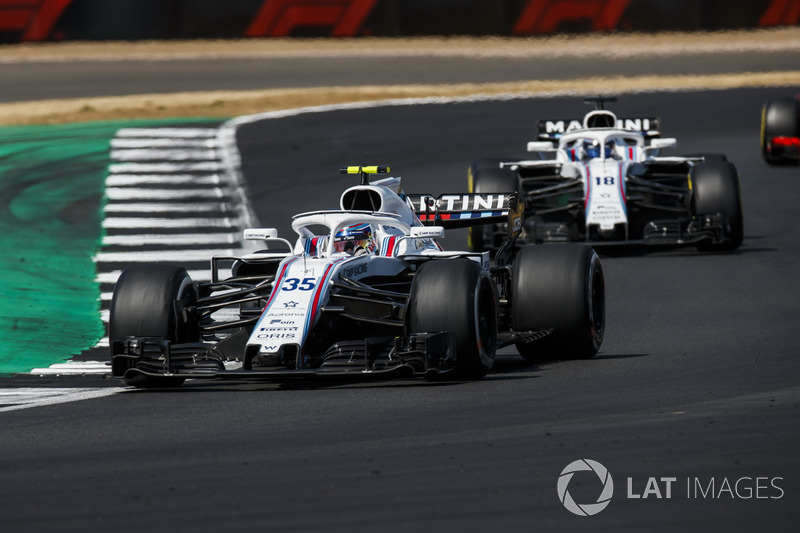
[{"left": 111, "top": 333, "right": 460, "bottom": 384}]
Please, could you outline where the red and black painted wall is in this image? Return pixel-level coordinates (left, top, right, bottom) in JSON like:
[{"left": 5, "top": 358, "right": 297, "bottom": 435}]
[{"left": 1, "top": 0, "right": 799, "bottom": 43}]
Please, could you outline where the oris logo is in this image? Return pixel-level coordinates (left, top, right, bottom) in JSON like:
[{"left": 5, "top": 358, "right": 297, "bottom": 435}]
[{"left": 557, "top": 459, "right": 614, "bottom": 516}]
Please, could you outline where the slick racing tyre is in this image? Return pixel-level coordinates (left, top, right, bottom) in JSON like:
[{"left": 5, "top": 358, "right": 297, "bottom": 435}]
[
  {"left": 109, "top": 264, "right": 199, "bottom": 388},
  {"left": 761, "top": 97, "right": 800, "bottom": 165},
  {"left": 690, "top": 161, "right": 744, "bottom": 251},
  {"left": 511, "top": 244, "right": 605, "bottom": 361},
  {"left": 468, "top": 159, "right": 516, "bottom": 253},
  {"left": 408, "top": 259, "right": 497, "bottom": 380}
]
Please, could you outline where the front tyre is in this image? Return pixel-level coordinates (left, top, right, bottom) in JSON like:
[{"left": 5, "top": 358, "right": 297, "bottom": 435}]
[
  {"left": 690, "top": 161, "right": 744, "bottom": 251},
  {"left": 408, "top": 259, "right": 497, "bottom": 380},
  {"left": 109, "top": 264, "right": 199, "bottom": 388},
  {"left": 511, "top": 245, "right": 605, "bottom": 360},
  {"left": 761, "top": 97, "right": 800, "bottom": 165}
]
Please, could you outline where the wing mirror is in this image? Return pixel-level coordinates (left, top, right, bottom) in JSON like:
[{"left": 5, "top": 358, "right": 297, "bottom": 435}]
[{"left": 527, "top": 141, "right": 555, "bottom": 152}]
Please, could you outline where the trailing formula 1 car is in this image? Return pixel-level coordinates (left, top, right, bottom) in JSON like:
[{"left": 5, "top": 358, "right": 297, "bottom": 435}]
[
  {"left": 469, "top": 98, "right": 743, "bottom": 253},
  {"left": 761, "top": 95, "right": 800, "bottom": 165},
  {"left": 109, "top": 166, "right": 605, "bottom": 388}
]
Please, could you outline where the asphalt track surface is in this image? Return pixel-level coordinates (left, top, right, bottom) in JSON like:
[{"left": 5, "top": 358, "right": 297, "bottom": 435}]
[
  {"left": 1, "top": 49, "right": 799, "bottom": 103},
  {"left": 1, "top": 62, "right": 799, "bottom": 531}
]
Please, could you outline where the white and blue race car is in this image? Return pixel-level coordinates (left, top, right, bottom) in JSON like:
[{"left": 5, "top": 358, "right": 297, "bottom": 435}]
[
  {"left": 109, "top": 166, "right": 605, "bottom": 388},
  {"left": 469, "top": 98, "right": 743, "bottom": 252}
]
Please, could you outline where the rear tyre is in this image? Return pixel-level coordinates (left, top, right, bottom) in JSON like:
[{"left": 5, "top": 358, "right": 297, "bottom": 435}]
[
  {"left": 761, "top": 97, "right": 800, "bottom": 165},
  {"left": 109, "top": 264, "right": 199, "bottom": 388},
  {"left": 690, "top": 161, "right": 744, "bottom": 251},
  {"left": 408, "top": 259, "right": 497, "bottom": 380},
  {"left": 468, "top": 161, "right": 516, "bottom": 252},
  {"left": 511, "top": 245, "right": 605, "bottom": 361}
]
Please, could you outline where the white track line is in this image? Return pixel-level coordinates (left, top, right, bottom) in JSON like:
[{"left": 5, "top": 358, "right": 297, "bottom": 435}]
[{"left": 0, "top": 388, "right": 122, "bottom": 413}]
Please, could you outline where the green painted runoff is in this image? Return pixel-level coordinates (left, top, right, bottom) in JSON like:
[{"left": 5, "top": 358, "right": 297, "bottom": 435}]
[{"left": 0, "top": 118, "right": 220, "bottom": 374}]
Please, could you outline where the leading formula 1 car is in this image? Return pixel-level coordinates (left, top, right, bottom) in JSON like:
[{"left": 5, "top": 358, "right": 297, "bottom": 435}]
[
  {"left": 761, "top": 94, "right": 800, "bottom": 165},
  {"left": 109, "top": 166, "right": 605, "bottom": 388},
  {"left": 469, "top": 98, "right": 743, "bottom": 253}
]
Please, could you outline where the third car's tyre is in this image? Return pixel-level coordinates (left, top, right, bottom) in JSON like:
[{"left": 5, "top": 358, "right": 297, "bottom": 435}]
[
  {"left": 468, "top": 161, "right": 516, "bottom": 252},
  {"left": 690, "top": 161, "right": 744, "bottom": 251},
  {"left": 511, "top": 244, "right": 604, "bottom": 361},
  {"left": 408, "top": 259, "right": 497, "bottom": 380},
  {"left": 109, "top": 264, "right": 199, "bottom": 388},
  {"left": 761, "top": 97, "right": 800, "bottom": 165}
]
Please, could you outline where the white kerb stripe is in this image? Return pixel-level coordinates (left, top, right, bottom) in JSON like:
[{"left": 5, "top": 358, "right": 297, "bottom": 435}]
[
  {"left": 95, "top": 269, "right": 208, "bottom": 284},
  {"left": 111, "top": 138, "right": 219, "bottom": 149},
  {"left": 95, "top": 249, "right": 237, "bottom": 262},
  {"left": 109, "top": 162, "right": 223, "bottom": 173},
  {"left": 105, "top": 188, "right": 224, "bottom": 200},
  {"left": 101, "top": 233, "right": 236, "bottom": 246},
  {"left": 106, "top": 174, "right": 221, "bottom": 186},
  {"left": 115, "top": 128, "right": 218, "bottom": 138},
  {"left": 111, "top": 148, "right": 218, "bottom": 161},
  {"left": 102, "top": 217, "right": 233, "bottom": 229},
  {"left": 104, "top": 202, "right": 225, "bottom": 213}
]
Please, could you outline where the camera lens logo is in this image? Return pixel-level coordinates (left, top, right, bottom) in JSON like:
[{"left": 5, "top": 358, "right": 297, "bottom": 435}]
[{"left": 557, "top": 459, "right": 614, "bottom": 516}]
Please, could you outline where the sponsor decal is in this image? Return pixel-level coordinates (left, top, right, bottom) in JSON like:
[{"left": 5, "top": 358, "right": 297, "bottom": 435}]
[
  {"left": 268, "top": 318, "right": 296, "bottom": 325},
  {"left": 414, "top": 194, "right": 507, "bottom": 213},
  {"left": 588, "top": 206, "right": 624, "bottom": 220},
  {"left": 542, "top": 118, "right": 656, "bottom": 135},
  {"left": 341, "top": 263, "right": 368, "bottom": 278},
  {"left": 257, "top": 332, "right": 296, "bottom": 339},
  {"left": 546, "top": 119, "right": 584, "bottom": 134},
  {"left": 283, "top": 301, "right": 299, "bottom": 308}
]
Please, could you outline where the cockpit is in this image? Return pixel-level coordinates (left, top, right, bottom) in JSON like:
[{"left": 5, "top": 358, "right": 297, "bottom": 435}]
[{"left": 563, "top": 132, "right": 643, "bottom": 162}]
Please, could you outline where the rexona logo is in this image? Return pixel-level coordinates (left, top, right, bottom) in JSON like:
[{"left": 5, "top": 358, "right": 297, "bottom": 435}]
[{"left": 557, "top": 459, "right": 614, "bottom": 516}]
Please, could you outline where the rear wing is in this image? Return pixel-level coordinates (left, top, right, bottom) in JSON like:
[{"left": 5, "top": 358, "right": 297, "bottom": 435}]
[
  {"left": 405, "top": 193, "right": 523, "bottom": 237},
  {"left": 537, "top": 116, "right": 661, "bottom": 141}
]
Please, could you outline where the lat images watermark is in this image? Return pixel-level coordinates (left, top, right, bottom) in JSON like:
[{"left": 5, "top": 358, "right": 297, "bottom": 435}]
[
  {"left": 557, "top": 459, "right": 614, "bottom": 516},
  {"left": 557, "top": 459, "right": 785, "bottom": 516}
]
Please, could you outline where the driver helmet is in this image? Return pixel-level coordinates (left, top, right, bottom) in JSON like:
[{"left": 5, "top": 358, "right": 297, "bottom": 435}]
[
  {"left": 582, "top": 138, "right": 614, "bottom": 159},
  {"left": 333, "top": 223, "right": 376, "bottom": 255}
]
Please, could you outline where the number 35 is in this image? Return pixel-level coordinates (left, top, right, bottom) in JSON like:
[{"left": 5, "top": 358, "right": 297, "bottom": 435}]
[{"left": 282, "top": 277, "right": 316, "bottom": 291}]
